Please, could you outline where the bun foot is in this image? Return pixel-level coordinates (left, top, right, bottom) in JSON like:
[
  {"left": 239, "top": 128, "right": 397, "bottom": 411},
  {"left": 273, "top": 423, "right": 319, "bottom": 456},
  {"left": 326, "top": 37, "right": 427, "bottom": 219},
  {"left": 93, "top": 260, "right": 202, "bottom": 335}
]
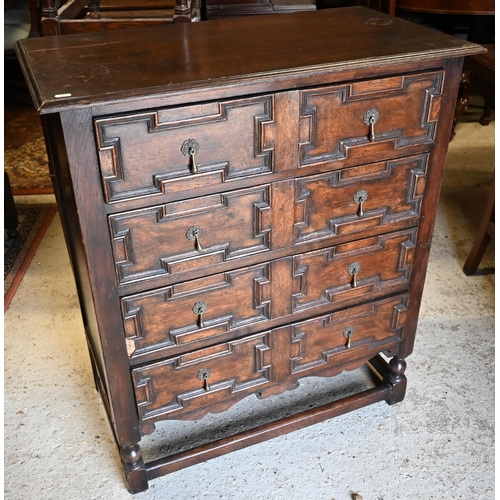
[{"left": 120, "top": 444, "right": 148, "bottom": 493}]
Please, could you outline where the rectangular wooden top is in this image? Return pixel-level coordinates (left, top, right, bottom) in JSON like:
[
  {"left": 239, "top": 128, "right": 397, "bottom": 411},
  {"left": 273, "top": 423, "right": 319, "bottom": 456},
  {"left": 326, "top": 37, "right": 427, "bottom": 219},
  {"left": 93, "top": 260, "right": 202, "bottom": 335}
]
[{"left": 15, "top": 6, "right": 484, "bottom": 114}]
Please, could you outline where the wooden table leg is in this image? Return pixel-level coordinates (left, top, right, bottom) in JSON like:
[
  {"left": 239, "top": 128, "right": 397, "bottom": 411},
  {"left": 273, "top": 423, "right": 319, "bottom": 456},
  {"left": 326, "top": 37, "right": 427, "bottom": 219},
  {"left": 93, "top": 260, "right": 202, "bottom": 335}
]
[
  {"left": 463, "top": 175, "right": 495, "bottom": 275},
  {"left": 4, "top": 172, "right": 19, "bottom": 239}
]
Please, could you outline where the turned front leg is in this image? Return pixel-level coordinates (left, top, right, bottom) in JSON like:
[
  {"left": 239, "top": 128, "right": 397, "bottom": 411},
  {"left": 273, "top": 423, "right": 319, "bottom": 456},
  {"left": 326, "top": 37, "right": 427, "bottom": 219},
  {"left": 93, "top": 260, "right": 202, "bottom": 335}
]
[
  {"left": 120, "top": 443, "right": 148, "bottom": 493},
  {"left": 386, "top": 356, "right": 407, "bottom": 405}
]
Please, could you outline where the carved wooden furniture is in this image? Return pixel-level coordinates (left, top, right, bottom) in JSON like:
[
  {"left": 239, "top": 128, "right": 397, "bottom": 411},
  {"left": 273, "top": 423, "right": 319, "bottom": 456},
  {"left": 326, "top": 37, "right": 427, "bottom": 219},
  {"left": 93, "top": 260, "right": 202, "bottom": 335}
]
[
  {"left": 40, "top": 0, "right": 199, "bottom": 36},
  {"left": 15, "top": 7, "right": 483, "bottom": 493}
]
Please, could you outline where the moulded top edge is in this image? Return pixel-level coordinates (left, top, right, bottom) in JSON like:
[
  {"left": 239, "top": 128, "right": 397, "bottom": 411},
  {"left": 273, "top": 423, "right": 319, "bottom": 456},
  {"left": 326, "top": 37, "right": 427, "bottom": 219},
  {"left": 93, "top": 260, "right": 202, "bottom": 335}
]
[{"left": 14, "top": 7, "right": 485, "bottom": 114}]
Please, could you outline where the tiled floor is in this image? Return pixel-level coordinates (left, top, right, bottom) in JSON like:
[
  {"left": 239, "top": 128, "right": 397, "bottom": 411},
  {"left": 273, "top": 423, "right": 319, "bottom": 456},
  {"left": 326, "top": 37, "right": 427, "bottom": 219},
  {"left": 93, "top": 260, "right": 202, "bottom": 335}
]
[{"left": 4, "top": 104, "right": 494, "bottom": 499}]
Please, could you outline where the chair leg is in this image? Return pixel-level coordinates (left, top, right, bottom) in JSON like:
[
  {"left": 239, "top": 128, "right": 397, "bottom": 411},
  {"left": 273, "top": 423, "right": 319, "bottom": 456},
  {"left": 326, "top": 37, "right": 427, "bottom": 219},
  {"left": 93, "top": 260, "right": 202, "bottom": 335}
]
[
  {"left": 4, "top": 172, "right": 19, "bottom": 239},
  {"left": 463, "top": 176, "right": 495, "bottom": 275},
  {"left": 479, "top": 92, "right": 494, "bottom": 126}
]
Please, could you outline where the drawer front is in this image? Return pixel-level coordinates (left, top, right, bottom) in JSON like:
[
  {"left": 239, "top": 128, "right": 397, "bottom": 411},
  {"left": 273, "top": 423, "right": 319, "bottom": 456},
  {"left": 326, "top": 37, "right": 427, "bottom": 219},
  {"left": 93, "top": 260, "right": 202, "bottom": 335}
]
[
  {"left": 122, "top": 264, "right": 272, "bottom": 358},
  {"left": 299, "top": 71, "right": 443, "bottom": 167},
  {"left": 292, "top": 228, "right": 415, "bottom": 313},
  {"left": 123, "top": 228, "right": 415, "bottom": 361},
  {"left": 131, "top": 294, "right": 408, "bottom": 422},
  {"left": 110, "top": 155, "right": 426, "bottom": 286},
  {"left": 289, "top": 294, "right": 407, "bottom": 375},
  {"left": 95, "top": 95, "right": 276, "bottom": 203},
  {"left": 132, "top": 331, "right": 273, "bottom": 421},
  {"left": 293, "top": 154, "right": 427, "bottom": 244},
  {"left": 109, "top": 185, "right": 272, "bottom": 285}
]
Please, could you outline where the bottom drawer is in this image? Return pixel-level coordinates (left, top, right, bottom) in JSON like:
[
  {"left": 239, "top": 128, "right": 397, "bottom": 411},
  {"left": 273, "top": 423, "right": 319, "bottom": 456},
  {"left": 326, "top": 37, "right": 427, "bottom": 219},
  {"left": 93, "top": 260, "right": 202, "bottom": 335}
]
[{"left": 132, "top": 293, "right": 408, "bottom": 423}]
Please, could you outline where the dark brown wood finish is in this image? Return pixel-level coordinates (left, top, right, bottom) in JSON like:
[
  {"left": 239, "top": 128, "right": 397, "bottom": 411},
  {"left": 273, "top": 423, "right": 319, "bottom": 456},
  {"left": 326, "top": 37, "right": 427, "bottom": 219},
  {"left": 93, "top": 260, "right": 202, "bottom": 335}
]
[
  {"left": 122, "top": 229, "right": 415, "bottom": 363},
  {"left": 205, "top": 0, "right": 316, "bottom": 19},
  {"left": 132, "top": 294, "right": 408, "bottom": 422},
  {"left": 395, "top": 0, "right": 494, "bottom": 15},
  {"left": 16, "top": 7, "right": 484, "bottom": 493},
  {"left": 107, "top": 155, "right": 426, "bottom": 289},
  {"left": 17, "top": 8, "right": 481, "bottom": 114}
]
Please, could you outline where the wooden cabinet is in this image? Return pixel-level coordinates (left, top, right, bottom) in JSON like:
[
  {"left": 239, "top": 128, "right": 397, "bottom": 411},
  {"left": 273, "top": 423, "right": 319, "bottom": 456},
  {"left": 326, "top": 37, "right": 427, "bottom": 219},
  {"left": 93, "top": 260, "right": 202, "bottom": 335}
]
[{"left": 15, "top": 7, "right": 483, "bottom": 493}]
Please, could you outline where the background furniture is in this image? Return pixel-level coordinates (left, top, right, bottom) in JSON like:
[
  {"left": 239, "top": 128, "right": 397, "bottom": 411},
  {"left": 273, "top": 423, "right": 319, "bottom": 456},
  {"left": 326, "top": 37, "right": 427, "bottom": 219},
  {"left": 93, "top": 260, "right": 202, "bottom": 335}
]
[
  {"left": 391, "top": 0, "right": 494, "bottom": 43},
  {"left": 4, "top": 0, "right": 40, "bottom": 57},
  {"left": 15, "top": 7, "right": 483, "bottom": 493},
  {"left": 453, "top": 44, "right": 494, "bottom": 137},
  {"left": 5, "top": 0, "right": 42, "bottom": 234},
  {"left": 463, "top": 177, "right": 495, "bottom": 275},
  {"left": 4, "top": 173, "right": 20, "bottom": 239},
  {"left": 461, "top": 43, "right": 495, "bottom": 276},
  {"left": 40, "top": 0, "right": 200, "bottom": 35},
  {"left": 459, "top": 44, "right": 495, "bottom": 127},
  {"left": 205, "top": 0, "right": 315, "bottom": 19},
  {"left": 392, "top": 0, "right": 494, "bottom": 17},
  {"left": 380, "top": 0, "right": 495, "bottom": 18}
]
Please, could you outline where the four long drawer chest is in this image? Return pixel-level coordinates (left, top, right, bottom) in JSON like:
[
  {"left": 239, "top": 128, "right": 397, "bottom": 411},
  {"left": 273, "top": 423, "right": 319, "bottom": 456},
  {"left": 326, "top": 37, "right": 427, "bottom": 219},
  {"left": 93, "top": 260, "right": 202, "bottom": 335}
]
[{"left": 16, "top": 7, "right": 483, "bottom": 492}]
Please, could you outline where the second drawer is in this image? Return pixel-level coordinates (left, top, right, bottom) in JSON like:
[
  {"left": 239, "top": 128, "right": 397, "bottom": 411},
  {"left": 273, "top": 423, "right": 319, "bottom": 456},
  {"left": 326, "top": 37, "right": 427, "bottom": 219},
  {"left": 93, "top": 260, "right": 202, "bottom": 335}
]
[{"left": 110, "top": 154, "right": 427, "bottom": 287}]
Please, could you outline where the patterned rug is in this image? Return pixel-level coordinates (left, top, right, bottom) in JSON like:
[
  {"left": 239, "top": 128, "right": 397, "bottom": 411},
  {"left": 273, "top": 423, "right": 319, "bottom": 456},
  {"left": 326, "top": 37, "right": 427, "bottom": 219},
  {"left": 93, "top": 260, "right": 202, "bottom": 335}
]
[
  {"left": 5, "top": 65, "right": 53, "bottom": 194},
  {"left": 4, "top": 203, "right": 58, "bottom": 311}
]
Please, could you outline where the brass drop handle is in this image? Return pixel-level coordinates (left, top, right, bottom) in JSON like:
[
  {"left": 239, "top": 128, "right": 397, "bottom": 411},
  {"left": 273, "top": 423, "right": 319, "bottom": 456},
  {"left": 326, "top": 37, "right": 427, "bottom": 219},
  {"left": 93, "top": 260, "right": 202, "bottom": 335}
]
[
  {"left": 186, "top": 226, "right": 203, "bottom": 251},
  {"left": 181, "top": 139, "right": 200, "bottom": 174},
  {"left": 364, "top": 109, "right": 379, "bottom": 142},
  {"left": 348, "top": 262, "right": 361, "bottom": 288},
  {"left": 344, "top": 326, "right": 355, "bottom": 349},
  {"left": 192, "top": 301, "right": 208, "bottom": 328},
  {"left": 353, "top": 190, "right": 368, "bottom": 217},
  {"left": 197, "top": 368, "right": 211, "bottom": 391}
]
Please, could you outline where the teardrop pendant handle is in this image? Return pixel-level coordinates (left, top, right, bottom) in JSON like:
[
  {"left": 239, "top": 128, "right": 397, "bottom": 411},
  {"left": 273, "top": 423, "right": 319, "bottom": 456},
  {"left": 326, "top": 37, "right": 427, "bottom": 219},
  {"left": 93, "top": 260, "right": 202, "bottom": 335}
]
[
  {"left": 348, "top": 262, "right": 361, "bottom": 288},
  {"left": 192, "top": 301, "right": 208, "bottom": 328},
  {"left": 344, "top": 326, "right": 355, "bottom": 349},
  {"left": 363, "top": 109, "right": 379, "bottom": 142},
  {"left": 353, "top": 190, "right": 368, "bottom": 217},
  {"left": 186, "top": 226, "right": 203, "bottom": 251},
  {"left": 181, "top": 139, "right": 200, "bottom": 174},
  {"left": 197, "top": 368, "right": 211, "bottom": 391}
]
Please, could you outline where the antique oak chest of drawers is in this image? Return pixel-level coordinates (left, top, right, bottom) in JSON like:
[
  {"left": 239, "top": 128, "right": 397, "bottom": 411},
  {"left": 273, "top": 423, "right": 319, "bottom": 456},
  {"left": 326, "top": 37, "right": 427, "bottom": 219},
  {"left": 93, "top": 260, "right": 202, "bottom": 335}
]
[{"left": 16, "top": 7, "right": 482, "bottom": 492}]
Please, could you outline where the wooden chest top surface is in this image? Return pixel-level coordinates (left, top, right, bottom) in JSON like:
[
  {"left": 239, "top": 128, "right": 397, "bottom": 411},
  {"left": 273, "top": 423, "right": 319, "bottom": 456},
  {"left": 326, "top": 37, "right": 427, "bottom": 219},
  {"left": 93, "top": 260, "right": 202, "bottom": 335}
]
[{"left": 16, "top": 7, "right": 482, "bottom": 113}]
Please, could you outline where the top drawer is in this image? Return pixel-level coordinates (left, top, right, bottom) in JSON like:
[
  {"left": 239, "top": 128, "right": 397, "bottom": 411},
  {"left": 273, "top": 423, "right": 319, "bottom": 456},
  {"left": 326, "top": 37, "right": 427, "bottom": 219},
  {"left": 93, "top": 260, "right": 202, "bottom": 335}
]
[
  {"left": 299, "top": 71, "right": 443, "bottom": 167},
  {"left": 95, "top": 95, "right": 276, "bottom": 204},
  {"left": 94, "top": 71, "right": 443, "bottom": 204}
]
